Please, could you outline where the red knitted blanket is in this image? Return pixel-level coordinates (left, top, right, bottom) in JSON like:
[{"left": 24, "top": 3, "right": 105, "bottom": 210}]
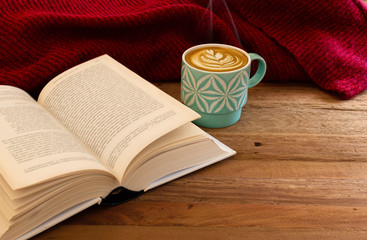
[{"left": 0, "top": 0, "right": 366, "bottom": 99}]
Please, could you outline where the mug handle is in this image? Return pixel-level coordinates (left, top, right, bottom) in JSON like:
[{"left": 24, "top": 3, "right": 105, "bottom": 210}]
[{"left": 248, "top": 53, "right": 266, "bottom": 88}]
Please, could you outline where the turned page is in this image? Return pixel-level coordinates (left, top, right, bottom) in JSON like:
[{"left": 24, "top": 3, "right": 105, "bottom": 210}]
[
  {"left": 38, "top": 55, "right": 200, "bottom": 181},
  {"left": 0, "top": 86, "right": 112, "bottom": 190}
]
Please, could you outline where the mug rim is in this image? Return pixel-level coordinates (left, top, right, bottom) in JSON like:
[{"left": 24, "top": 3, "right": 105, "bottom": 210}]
[{"left": 182, "top": 43, "right": 251, "bottom": 74}]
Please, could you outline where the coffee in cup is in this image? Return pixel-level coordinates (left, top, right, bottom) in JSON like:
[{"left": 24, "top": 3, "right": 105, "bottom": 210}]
[{"left": 184, "top": 46, "right": 248, "bottom": 72}]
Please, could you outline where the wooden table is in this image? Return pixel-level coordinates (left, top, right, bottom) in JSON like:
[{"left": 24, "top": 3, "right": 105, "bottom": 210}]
[{"left": 34, "top": 82, "right": 367, "bottom": 240}]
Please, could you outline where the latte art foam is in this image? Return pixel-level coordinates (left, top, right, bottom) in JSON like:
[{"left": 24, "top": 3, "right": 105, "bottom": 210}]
[{"left": 185, "top": 46, "right": 248, "bottom": 72}]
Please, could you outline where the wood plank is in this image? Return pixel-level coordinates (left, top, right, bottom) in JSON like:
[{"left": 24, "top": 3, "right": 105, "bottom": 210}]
[
  {"left": 140, "top": 177, "right": 367, "bottom": 206},
  {"left": 56, "top": 202, "right": 367, "bottom": 230},
  {"left": 208, "top": 133, "right": 367, "bottom": 162},
  {"left": 35, "top": 225, "right": 367, "bottom": 240},
  {"left": 188, "top": 159, "right": 367, "bottom": 180}
]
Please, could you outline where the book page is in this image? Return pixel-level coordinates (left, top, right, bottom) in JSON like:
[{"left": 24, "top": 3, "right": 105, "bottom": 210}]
[
  {"left": 0, "top": 86, "right": 112, "bottom": 190},
  {"left": 38, "top": 55, "right": 200, "bottom": 181},
  {"left": 16, "top": 198, "right": 100, "bottom": 240},
  {"left": 123, "top": 122, "right": 208, "bottom": 177}
]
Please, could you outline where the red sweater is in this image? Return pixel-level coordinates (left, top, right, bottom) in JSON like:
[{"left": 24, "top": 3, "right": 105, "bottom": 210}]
[{"left": 0, "top": 0, "right": 366, "bottom": 99}]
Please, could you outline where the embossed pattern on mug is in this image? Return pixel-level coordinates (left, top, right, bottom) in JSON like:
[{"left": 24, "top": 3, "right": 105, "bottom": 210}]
[
  {"left": 181, "top": 65, "right": 249, "bottom": 113},
  {"left": 185, "top": 46, "right": 248, "bottom": 72}
]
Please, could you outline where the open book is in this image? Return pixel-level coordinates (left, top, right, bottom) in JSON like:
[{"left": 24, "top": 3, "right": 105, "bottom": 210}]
[{"left": 0, "top": 55, "right": 235, "bottom": 239}]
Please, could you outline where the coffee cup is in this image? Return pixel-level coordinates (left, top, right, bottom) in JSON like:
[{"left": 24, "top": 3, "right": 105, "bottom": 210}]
[{"left": 181, "top": 43, "right": 266, "bottom": 128}]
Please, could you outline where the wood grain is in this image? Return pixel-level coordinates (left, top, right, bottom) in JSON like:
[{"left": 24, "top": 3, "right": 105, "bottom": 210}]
[{"left": 33, "top": 82, "right": 367, "bottom": 240}]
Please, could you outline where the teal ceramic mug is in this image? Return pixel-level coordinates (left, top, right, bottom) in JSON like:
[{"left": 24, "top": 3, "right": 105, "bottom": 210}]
[{"left": 181, "top": 43, "right": 266, "bottom": 128}]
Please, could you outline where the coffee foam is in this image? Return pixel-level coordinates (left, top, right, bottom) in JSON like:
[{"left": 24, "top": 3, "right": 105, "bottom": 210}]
[{"left": 185, "top": 46, "right": 248, "bottom": 72}]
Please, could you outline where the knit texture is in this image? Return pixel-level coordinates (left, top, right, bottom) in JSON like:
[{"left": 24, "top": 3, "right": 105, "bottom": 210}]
[{"left": 0, "top": 0, "right": 366, "bottom": 99}]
